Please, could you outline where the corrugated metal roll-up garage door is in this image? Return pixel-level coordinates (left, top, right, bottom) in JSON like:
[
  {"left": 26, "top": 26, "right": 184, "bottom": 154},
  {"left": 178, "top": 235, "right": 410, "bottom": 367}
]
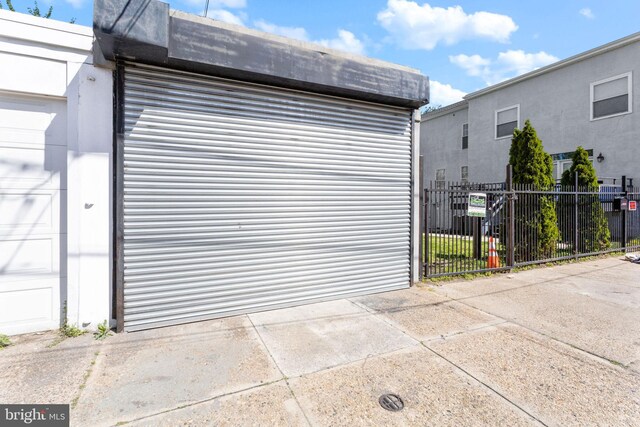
[{"left": 121, "top": 64, "right": 413, "bottom": 331}]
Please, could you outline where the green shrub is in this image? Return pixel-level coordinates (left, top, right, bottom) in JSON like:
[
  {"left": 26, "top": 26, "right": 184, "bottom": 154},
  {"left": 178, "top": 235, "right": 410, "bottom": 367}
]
[
  {"left": 509, "top": 120, "right": 560, "bottom": 261},
  {"left": 560, "top": 146, "right": 611, "bottom": 252}
]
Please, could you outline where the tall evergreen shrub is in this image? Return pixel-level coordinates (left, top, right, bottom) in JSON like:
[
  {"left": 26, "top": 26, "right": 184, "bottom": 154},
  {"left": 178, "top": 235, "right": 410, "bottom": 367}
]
[
  {"left": 509, "top": 120, "right": 560, "bottom": 260},
  {"left": 560, "top": 146, "right": 611, "bottom": 252}
]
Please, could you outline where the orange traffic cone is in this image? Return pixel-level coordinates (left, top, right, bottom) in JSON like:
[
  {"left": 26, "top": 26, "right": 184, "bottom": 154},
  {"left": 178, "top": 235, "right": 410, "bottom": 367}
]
[{"left": 487, "top": 237, "right": 500, "bottom": 268}]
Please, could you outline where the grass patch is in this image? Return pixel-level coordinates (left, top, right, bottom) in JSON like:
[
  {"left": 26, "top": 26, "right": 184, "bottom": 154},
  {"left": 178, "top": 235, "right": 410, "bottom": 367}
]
[
  {"left": 424, "top": 233, "right": 499, "bottom": 274},
  {"left": 423, "top": 250, "right": 625, "bottom": 283},
  {"left": 511, "top": 251, "right": 625, "bottom": 272},
  {"left": 0, "top": 334, "right": 11, "bottom": 349},
  {"left": 423, "top": 228, "right": 630, "bottom": 280},
  {"left": 423, "top": 271, "right": 494, "bottom": 284}
]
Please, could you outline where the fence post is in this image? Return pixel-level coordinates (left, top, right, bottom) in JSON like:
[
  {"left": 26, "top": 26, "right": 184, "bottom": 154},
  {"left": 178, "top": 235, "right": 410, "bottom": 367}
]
[
  {"left": 622, "top": 175, "right": 628, "bottom": 250},
  {"left": 424, "top": 186, "right": 429, "bottom": 278},
  {"left": 472, "top": 217, "right": 482, "bottom": 260},
  {"left": 574, "top": 171, "right": 579, "bottom": 259},
  {"left": 506, "top": 165, "right": 515, "bottom": 268},
  {"left": 419, "top": 155, "right": 424, "bottom": 280}
]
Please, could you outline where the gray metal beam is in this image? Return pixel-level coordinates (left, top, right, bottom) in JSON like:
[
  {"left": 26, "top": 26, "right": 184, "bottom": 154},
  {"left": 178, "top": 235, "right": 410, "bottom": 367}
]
[{"left": 94, "top": 0, "right": 429, "bottom": 108}]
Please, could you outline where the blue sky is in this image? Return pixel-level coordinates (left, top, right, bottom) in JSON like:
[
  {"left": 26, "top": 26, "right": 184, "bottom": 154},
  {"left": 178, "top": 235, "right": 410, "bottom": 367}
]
[{"left": 16, "top": 0, "right": 640, "bottom": 106}]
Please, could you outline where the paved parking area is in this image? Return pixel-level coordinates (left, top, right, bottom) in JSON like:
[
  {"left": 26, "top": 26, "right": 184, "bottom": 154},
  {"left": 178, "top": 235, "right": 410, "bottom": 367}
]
[{"left": 1, "top": 257, "right": 639, "bottom": 426}]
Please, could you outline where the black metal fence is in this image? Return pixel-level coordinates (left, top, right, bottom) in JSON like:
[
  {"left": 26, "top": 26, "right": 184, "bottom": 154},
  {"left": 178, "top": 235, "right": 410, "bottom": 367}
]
[
  {"left": 422, "top": 182, "right": 509, "bottom": 277},
  {"left": 421, "top": 168, "right": 640, "bottom": 278}
]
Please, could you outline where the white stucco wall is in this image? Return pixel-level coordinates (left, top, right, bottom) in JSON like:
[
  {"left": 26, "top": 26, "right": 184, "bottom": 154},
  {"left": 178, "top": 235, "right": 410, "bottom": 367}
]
[
  {"left": 466, "top": 40, "right": 640, "bottom": 183},
  {"left": 422, "top": 34, "right": 640, "bottom": 185},
  {"left": 0, "top": 10, "right": 113, "bottom": 332},
  {"left": 420, "top": 104, "right": 470, "bottom": 186}
]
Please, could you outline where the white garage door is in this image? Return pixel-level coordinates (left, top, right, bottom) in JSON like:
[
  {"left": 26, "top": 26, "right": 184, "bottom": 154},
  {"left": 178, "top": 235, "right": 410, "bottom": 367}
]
[
  {"left": 0, "top": 95, "right": 66, "bottom": 335},
  {"left": 122, "top": 65, "right": 413, "bottom": 331}
]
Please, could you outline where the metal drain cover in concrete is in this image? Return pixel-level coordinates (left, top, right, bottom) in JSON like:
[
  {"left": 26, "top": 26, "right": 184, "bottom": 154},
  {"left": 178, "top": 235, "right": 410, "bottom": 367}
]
[{"left": 379, "top": 393, "right": 404, "bottom": 412}]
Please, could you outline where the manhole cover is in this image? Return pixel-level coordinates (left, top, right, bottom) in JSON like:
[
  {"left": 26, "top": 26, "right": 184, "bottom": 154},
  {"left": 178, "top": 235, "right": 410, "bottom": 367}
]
[{"left": 379, "top": 393, "right": 404, "bottom": 412}]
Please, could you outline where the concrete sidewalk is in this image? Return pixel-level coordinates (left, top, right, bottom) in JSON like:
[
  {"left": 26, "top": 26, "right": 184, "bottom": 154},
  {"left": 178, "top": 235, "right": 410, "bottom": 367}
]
[{"left": 1, "top": 257, "right": 639, "bottom": 426}]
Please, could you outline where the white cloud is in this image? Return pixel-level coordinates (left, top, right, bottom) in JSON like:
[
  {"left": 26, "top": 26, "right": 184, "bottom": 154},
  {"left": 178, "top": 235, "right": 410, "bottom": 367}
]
[
  {"left": 64, "top": 0, "right": 84, "bottom": 7},
  {"left": 206, "top": 9, "right": 245, "bottom": 26},
  {"left": 497, "top": 50, "right": 559, "bottom": 76},
  {"left": 317, "top": 30, "right": 366, "bottom": 55},
  {"left": 251, "top": 21, "right": 365, "bottom": 55},
  {"left": 579, "top": 8, "right": 595, "bottom": 19},
  {"left": 449, "top": 54, "right": 491, "bottom": 78},
  {"left": 377, "top": 0, "right": 518, "bottom": 50},
  {"left": 186, "top": 0, "right": 246, "bottom": 8},
  {"left": 450, "top": 50, "right": 559, "bottom": 85},
  {"left": 254, "top": 20, "right": 309, "bottom": 41},
  {"left": 429, "top": 80, "right": 467, "bottom": 106}
]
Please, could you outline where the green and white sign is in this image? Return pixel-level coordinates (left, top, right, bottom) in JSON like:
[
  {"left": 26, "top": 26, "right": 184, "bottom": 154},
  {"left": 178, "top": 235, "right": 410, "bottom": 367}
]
[{"left": 468, "top": 193, "right": 487, "bottom": 217}]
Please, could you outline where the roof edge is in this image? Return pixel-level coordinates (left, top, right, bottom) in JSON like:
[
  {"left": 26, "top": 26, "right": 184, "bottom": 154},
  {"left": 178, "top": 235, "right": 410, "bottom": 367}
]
[
  {"left": 0, "top": 8, "right": 93, "bottom": 37},
  {"left": 421, "top": 100, "right": 468, "bottom": 120},
  {"left": 465, "top": 31, "right": 640, "bottom": 100},
  {"left": 93, "top": 0, "right": 429, "bottom": 108},
  {"left": 170, "top": 10, "right": 419, "bottom": 74}
]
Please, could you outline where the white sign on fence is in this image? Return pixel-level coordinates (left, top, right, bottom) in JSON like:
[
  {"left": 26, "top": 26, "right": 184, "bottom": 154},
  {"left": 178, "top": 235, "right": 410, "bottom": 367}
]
[{"left": 468, "top": 192, "right": 487, "bottom": 217}]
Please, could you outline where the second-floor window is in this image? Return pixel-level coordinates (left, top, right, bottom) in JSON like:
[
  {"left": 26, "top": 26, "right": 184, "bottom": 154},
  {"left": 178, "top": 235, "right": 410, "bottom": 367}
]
[
  {"left": 462, "top": 123, "right": 468, "bottom": 149},
  {"left": 461, "top": 166, "right": 468, "bottom": 182},
  {"left": 591, "top": 72, "right": 632, "bottom": 120},
  {"left": 495, "top": 105, "right": 519, "bottom": 139}
]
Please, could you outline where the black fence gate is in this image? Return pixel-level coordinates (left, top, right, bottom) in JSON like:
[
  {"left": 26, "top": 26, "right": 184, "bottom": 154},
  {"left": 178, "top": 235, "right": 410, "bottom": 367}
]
[{"left": 421, "top": 166, "right": 640, "bottom": 278}]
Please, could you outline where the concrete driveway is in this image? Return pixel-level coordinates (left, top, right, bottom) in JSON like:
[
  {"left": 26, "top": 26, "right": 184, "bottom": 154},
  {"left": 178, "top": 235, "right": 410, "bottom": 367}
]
[{"left": 1, "top": 257, "right": 639, "bottom": 426}]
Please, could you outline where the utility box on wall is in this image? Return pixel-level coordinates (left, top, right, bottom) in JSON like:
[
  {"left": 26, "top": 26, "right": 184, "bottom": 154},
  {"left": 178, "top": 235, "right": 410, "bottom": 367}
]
[{"left": 613, "top": 197, "right": 628, "bottom": 211}]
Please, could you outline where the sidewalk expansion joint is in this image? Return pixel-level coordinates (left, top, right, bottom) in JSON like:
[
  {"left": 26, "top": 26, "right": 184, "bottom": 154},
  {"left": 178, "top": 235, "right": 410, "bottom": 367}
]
[
  {"left": 115, "top": 379, "right": 285, "bottom": 426},
  {"left": 348, "top": 298, "right": 504, "bottom": 346},
  {"left": 422, "top": 343, "right": 548, "bottom": 427},
  {"left": 445, "top": 296, "right": 638, "bottom": 375},
  {"left": 349, "top": 297, "right": 547, "bottom": 425},
  {"left": 71, "top": 348, "right": 101, "bottom": 410},
  {"left": 247, "top": 314, "right": 313, "bottom": 427}
]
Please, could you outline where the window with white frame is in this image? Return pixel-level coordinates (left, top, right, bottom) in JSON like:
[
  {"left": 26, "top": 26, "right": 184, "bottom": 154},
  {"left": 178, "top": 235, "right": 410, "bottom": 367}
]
[
  {"left": 462, "top": 123, "right": 468, "bottom": 149},
  {"left": 436, "top": 169, "right": 445, "bottom": 189},
  {"left": 495, "top": 105, "right": 519, "bottom": 139},
  {"left": 461, "top": 166, "right": 468, "bottom": 182},
  {"left": 591, "top": 72, "right": 632, "bottom": 120}
]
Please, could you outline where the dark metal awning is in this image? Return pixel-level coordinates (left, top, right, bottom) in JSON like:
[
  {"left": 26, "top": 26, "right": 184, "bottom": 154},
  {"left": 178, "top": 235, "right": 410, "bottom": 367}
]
[{"left": 93, "top": 0, "right": 429, "bottom": 108}]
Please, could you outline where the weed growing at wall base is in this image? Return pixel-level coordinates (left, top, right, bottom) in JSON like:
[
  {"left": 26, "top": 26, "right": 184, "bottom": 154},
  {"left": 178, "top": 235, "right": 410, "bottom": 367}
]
[
  {"left": 0, "top": 334, "right": 11, "bottom": 349},
  {"left": 61, "top": 323, "right": 86, "bottom": 338},
  {"left": 60, "top": 301, "right": 86, "bottom": 338},
  {"left": 94, "top": 320, "right": 112, "bottom": 340}
]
